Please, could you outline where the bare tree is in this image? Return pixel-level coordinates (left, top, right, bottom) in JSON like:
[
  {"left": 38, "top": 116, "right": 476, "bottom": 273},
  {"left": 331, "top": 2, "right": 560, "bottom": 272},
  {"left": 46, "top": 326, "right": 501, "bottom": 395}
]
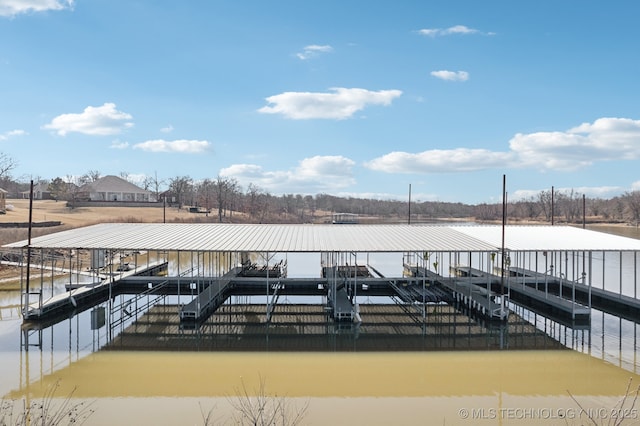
[
  {"left": 144, "top": 171, "right": 164, "bottom": 201},
  {"left": 0, "top": 379, "right": 94, "bottom": 425},
  {"left": 258, "top": 190, "right": 272, "bottom": 223},
  {"left": 473, "top": 203, "right": 500, "bottom": 221},
  {"left": 537, "top": 190, "right": 553, "bottom": 222},
  {"left": 0, "top": 152, "right": 17, "bottom": 181},
  {"left": 196, "top": 178, "right": 215, "bottom": 212},
  {"left": 215, "top": 175, "right": 239, "bottom": 222},
  {"left": 224, "top": 376, "right": 308, "bottom": 426},
  {"left": 83, "top": 170, "right": 101, "bottom": 183},
  {"left": 168, "top": 175, "right": 193, "bottom": 208},
  {"left": 622, "top": 191, "right": 640, "bottom": 226},
  {"left": 246, "top": 183, "right": 263, "bottom": 219}
]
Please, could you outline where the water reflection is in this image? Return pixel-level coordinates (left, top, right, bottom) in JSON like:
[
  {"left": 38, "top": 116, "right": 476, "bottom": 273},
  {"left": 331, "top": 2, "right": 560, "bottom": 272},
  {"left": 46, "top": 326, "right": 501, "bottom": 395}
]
[
  {"left": 4, "top": 236, "right": 640, "bottom": 424},
  {"left": 13, "top": 286, "right": 639, "bottom": 397}
]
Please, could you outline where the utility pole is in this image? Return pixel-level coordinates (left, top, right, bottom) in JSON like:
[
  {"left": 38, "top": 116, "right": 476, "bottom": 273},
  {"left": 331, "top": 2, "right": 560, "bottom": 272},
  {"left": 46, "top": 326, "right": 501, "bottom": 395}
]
[{"left": 408, "top": 184, "right": 412, "bottom": 225}]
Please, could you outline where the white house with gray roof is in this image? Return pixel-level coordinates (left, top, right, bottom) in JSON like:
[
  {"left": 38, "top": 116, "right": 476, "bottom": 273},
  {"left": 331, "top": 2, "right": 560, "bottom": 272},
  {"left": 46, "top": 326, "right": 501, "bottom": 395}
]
[{"left": 76, "top": 175, "right": 156, "bottom": 202}]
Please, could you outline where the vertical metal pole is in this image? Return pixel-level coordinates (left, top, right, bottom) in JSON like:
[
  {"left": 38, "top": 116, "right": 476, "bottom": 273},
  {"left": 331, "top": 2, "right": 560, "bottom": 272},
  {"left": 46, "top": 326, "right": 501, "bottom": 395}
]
[
  {"left": 551, "top": 186, "right": 555, "bottom": 226},
  {"left": 24, "top": 180, "right": 34, "bottom": 317},
  {"left": 602, "top": 251, "right": 606, "bottom": 292},
  {"left": 266, "top": 251, "right": 269, "bottom": 318},
  {"left": 582, "top": 194, "right": 586, "bottom": 229},
  {"left": 589, "top": 251, "right": 593, "bottom": 312},
  {"left": 572, "top": 251, "right": 576, "bottom": 319},
  {"left": 408, "top": 184, "right": 411, "bottom": 225},
  {"left": 620, "top": 251, "right": 623, "bottom": 297},
  {"left": 500, "top": 175, "right": 506, "bottom": 316}
]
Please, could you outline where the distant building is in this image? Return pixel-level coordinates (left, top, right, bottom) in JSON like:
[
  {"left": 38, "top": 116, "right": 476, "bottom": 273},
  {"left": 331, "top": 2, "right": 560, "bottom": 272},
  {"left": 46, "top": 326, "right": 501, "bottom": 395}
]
[
  {"left": 159, "top": 190, "right": 177, "bottom": 206},
  {"left": 332, "top": 213, "right": 359, "bottom": 224},
  {"left": 76, "top": 175, "right": 156, "bottom": 202},
  {"left": 21, "top": 182, "right": 53, "bottom": 200}
]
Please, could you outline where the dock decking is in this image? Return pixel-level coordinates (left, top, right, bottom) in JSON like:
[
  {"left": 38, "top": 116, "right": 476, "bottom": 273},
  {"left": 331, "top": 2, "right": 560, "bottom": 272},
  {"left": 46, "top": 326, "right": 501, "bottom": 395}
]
[
  {"left": 453, "top": 266, "right": 591, "bottom": 322},
  {"left": 506, "top": 266, "right": 640, "bottom": 322},
  {"left": 23, "top": 260, "right": 168, "bottom": 321}
]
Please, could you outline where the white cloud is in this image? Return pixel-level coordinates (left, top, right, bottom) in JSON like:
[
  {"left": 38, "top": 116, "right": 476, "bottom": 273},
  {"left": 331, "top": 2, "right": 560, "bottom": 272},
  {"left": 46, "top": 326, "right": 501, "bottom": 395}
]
[
  {"left": 160, "top": 124, "right": 174, "bottom": 133},
  {"left": 632, "top": 181, "right": 640, "bottom": 191},
  {"left": 430, "top": 70, "right": 469, "bottom": 82},
  {"left": 221, "top": 155, "right": 356, "bottom": 194},
  {"left": 110, "top": 140, "right": 129, "bottom": 149},
  {"left": 133, "top": 139, "right": 210, "bottom": 153},
  {"left": 296, "top": 44, "right": 333, "bottom": 60},
  {"left": 366, "top": 117, "right": 640, "bottom": 174},
  {"left": 509, "top": 117, "right": 640, "bottom": 170},
  {"left": 418, "top": 25, "right": 482, "bottom": 37},
  {"left": 43, "top": 103, "right": 133, "bottom": 136},
  {"left": 366, "top": 148, "right": 513, "bottom": 174},
  {"left": 0, "top": 129, "right": 27, "bottom": 140},
  {"left": 0, "top": 0, "right": 74, "bottom": 17},
  {"left": 258, "top": 87, "right": 402, "bottom": 120}
]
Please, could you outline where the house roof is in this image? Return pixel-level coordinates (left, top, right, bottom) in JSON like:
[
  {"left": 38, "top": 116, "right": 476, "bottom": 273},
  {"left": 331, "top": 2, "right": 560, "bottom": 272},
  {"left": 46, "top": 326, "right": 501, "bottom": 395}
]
[
  {"left": 79, "top": 175, "right": 150, "bottom": 194},
  {"left": 20, "top": 182, "right": 50, "bottom": 194},
  {"left": 4, "top": 223, "right": 640, "bottom": 253}
]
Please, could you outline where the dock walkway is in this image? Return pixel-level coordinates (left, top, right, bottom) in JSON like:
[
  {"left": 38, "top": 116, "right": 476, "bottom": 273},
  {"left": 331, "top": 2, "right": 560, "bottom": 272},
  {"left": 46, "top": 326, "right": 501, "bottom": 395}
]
[
  {"left": 507, "top": 266, "right": 640, "bottom": 321},
  {"left": 24, "top": 260, "right": 168, "bottom": 320},
  {"left": 407, "top": 265, "right": 507, "bottom": 321},
  {"left": 179, "top": 267, "right": 241, "bottom": 322},
  {"left": 454, "top": 266, "right": 590, "bottom": 321}
]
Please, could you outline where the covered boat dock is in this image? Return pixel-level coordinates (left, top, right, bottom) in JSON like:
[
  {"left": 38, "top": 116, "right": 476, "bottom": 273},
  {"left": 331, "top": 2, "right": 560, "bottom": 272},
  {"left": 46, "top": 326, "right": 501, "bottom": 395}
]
[{"left": 4, "top": 223, "right": 640, "bottom": 332}]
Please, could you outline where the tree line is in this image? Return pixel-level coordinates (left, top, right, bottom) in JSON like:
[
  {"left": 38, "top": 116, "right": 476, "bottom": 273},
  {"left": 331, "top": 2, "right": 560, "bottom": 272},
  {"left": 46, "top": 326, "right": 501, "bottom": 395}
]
[{"left": 1, "top": 156, "right": 639, "bottom": 225}]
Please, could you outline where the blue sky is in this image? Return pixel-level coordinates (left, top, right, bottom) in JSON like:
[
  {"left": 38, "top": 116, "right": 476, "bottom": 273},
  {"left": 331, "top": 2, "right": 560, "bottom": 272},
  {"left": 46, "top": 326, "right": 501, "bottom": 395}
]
[{"left": 1, "top": 0, "right": 639, "bottom": 204}]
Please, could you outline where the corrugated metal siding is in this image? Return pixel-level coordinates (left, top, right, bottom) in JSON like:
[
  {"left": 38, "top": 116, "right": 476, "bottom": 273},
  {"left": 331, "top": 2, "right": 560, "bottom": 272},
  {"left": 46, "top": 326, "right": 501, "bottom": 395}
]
[
  {"left": 6, "top": 223, "right": 640, "bottom": 253},
  {"left": 3, "top": 223, "right": 499, "bottom": 252}
]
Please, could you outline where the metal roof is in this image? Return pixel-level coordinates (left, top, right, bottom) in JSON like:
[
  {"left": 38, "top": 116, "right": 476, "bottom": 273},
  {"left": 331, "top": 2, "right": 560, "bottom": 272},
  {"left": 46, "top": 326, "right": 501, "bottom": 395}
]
[
  {"left": 4, "top": 223, "right": 640, "bottom": 253},
  {"left": 3, "top": 223, "right": 498, "bottom": 252},
  {"left": 79, "top": 175, "right": 152, "bottom": 194},
  {"left": 451, "top": 225, "right": 640, "bottom": 251}
]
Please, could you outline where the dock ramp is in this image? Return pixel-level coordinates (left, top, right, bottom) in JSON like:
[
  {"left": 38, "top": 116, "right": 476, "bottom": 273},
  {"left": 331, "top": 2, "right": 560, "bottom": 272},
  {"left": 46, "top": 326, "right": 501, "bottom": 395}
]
[
  {"left": 179, "top": 268, "right": 239, "bottom": 322},
  {"left": 329, "top": 288, "right": 354, "bottom": 322}
]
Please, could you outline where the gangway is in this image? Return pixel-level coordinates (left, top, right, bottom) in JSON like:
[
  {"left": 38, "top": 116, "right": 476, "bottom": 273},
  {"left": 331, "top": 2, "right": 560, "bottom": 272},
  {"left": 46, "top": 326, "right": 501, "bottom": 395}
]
[
  {"left": 328, "top": 287, "right": 354, "bottom": 322},
  {"left": 179, "top": 267, "right": 240, "bottom": 322},
  {"left": 406, "top": 264, "right": 508, "bottom": 321}
]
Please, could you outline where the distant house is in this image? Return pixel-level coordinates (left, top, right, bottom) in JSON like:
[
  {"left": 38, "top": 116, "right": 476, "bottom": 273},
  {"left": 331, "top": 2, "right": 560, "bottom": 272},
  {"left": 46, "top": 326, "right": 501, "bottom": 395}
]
[
  {"left": 0, "top": 188, "right": 6, "bottom": 213},
  {"left": 76, "top": 175, "right": 156, "bottom": 202},
  {"left": 21, "top": 182, "right": 53, "bottom": 200},
  {"left": 159, "top": 190, "right": 178, "bottom": 206}
]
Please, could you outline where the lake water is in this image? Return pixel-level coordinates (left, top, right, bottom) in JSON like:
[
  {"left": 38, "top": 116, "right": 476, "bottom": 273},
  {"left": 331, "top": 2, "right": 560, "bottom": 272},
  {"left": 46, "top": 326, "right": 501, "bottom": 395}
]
[{"left": 2, "top": 225, "right": 640, "bottom": 425}]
